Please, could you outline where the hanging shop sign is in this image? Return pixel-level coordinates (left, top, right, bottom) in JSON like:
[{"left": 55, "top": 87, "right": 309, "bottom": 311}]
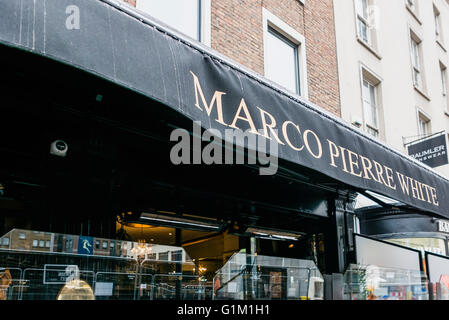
[
  {"left": 1, "top": 0, "right": 449, "bottom": 218},
  {"left": 407, "top": 133, "right": 448, "bottom": 169},
  {"left": 437, "top": 220, "right": 449, "bottom": 234}
]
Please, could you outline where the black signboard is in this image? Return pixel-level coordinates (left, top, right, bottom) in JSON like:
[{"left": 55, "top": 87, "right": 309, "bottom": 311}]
[
  {"left": 1, "top": 0, "right": 449, "bottom": 218},
  {"left": 408, "top": 133, "right": 448, "bottom": 168}
]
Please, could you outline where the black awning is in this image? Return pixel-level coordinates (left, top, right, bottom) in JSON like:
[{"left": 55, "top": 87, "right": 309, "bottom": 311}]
[{"left": 1, "top": 0, "right": 448, "bottom": 218}]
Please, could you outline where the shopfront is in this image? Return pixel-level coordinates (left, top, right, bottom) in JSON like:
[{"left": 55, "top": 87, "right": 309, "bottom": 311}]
[
  {"left": 358, "top": 206, "right": 449, "bottom": 257},
  {"left": 1, "top": 0, "right": 449, "bottom": 301}
]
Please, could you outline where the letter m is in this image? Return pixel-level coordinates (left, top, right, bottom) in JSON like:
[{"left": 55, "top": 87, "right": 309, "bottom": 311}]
[{"left": 190, "top": 71, "right": 227, "bottom": 126}]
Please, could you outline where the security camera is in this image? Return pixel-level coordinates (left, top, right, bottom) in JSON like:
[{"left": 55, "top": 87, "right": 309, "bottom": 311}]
[{"left": 50, "top": 140, "right": 68, "bottom": 157}]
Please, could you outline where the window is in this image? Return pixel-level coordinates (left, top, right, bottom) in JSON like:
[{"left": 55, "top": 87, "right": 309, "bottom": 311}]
[
  {"left": 171, "top": 250, "right": 183, "bottom": 262},
  {"left": 407, "top": 0, "right": 416, "bottom": 11},
  {"left": 263, "top": 8, "right": 307, "bottom": 97},
  {"left": 148, "top": 253, "right": 157, "bottom": 260},
  {"left": 265, "top": 28, "right": 300, "bottom": 94},
  {"left": 46, "top": 240, "right": 51, "bottom": 248},
  {"left": 39, "top": 240, "right": 45, "bottom": 248},
  {"left": 32, "top": 240, "right": 38, "bottom": 247},
  {"left": 159, "top": 251, "right": 169, "bottom": 261},
  {"left": 410, "top": 31, "right": 425, "bottom": 91},
  {"left": 441, "top": 64, "right": 448, "bottom": 112},
  {"left": 362, "top": 80, "right": 379, "bottom": 137},
  {"left": 406, "top": 0, "right": 419, "bottom": 18},
  {"left": 95, "top": 240, "right": 100, "bottom": 249},
  {"left": 417, "top": 112, "right": 430, "bottom": 136},
  {"left": 102, "top": 241, "right": 108, "bottom": 249},
  {"left": 434, "top": 6, "right": 443, "bottom": 44},
  {"left": 356, "top": 0, "right": 370, "bottom": 43},
  {"left": 1, "top": 238, "right": 9, "bottom": 246},
  {"left": 360, "top": 67, "right": 382, "bottom": 138},
  {"left": 136, "top": 0, "right": 210, "bottom": 45},
  {"left": 19, "top": 233, "right": 26, "bottom": 240}
]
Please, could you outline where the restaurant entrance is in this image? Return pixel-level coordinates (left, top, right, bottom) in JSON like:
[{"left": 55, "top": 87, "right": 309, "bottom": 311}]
[{"left": 0, "top": 43, "right": 341, "bottom": 300}]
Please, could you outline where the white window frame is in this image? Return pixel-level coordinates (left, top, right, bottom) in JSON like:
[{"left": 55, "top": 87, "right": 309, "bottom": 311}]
[
  {"left": 135, "top": 0, "right": 211, "bottom": 46},
  {"left": 359, "top": 65, "right": 383, "bottom": 138},
  {"left": 441, "top": 63, "right": 448, "bottom": 113},
  {"left": 434, "top": 5, "right": 442, "bottom": 42},
  {"left": 2, "top": 237, "right": 9, "bottom": 246},
  {"left": 405, "top": 0, "right": 421, "bottom": 23},
  {"left": 262, "top": 8, "right": 308, "bottom": 99},
  {"left": 416, "top": 109, "right": 431, "bottom": 137},
  {"left": 356, "top": 0, "right": 371, "bottom": 45},
  {"left": 409, "top": 28, "right": 426, "bottom": 94},
  {"left": 354, "top": 0, "right": 381, "bottom": 57}
]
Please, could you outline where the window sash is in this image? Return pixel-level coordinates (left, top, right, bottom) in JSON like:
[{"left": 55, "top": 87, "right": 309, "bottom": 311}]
[
  {"left": 418, "top": 117, "right": 429, "bottom": 136},
  {"left": 362, "top": 80, "right": 378, "bottom": 129},
  {"left": 407, "top": 0, "right": 416, "bottom": 12},
  {"left": 411, "top": 40, "right": 420, "bottom": 70},
  {"left": 357, "top": 18, "right": 371, "bottom": 44},
  {"left": 265, "top": 26, "right": 301, "bottom": 94},
  {"left": 442, "top": 69, "right": 448, "bottom": 111},
  {"left": 136, "top": 0, "right": 202, "bottom": 41},
  {"left": 357, "top": 0, "right": 369, "bottom": 20},
  {"left": 435, "top": 14, "right": 441, "bottom": 38},
  {"left": 442, "top": 69, "right": 447, "bottom": 96},
  {"left": 413, "top": 68, "right": 421, "bottom": 88}
]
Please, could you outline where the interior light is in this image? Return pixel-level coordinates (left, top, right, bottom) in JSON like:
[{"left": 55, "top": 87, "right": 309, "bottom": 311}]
[
  {"left": 245, "top": 227, "right": 304, "bottom": 241},
  {"left": 138, "top": 212, "right": 223, "bottom": 232}
]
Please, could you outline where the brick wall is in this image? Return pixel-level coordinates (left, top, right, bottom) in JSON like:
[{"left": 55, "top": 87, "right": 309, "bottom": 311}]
[
  {"left": 211, "top": 0, "right": 341, "bottom": 116},
  {"left": 122, "top": 0, "right": 341, "bottom": 116}
]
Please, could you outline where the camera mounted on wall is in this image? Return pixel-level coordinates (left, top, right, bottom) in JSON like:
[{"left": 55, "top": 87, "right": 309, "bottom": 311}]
[{"left": 50, "top": 140, "right": 69, "bottom": 157}]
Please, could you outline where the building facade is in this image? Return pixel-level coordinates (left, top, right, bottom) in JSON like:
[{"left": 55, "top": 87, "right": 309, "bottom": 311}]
[
  {"left": 334, "top": 0, "right": 449, "bottom": 177},
  {"left": 125, "top": 0, "right": 341, "bottom": 116},
  {"left": 2, "top": 0, "right": 449, "bottom": 301},
  {"left": 334, "top": 0, "right": 449, "bottom": 285}
]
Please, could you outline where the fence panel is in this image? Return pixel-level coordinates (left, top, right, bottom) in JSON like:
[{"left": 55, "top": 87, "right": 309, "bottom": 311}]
[
  {"left": 152, "top": 274, "right": 205, "bottom": 300},
  {"left": 94, "top": 272, "right": 139, "bottom": 300},
  {"left": 21, "top": 268, "right": 95, "bottom": 300}
]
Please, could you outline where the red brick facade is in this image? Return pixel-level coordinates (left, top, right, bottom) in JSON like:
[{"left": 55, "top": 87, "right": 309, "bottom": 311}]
[
  {"left": 211, "top": 0, "right": 340, "bottom": 116},
  {"left": 123, "top": 0, "right": 341, "bottom": 116}
]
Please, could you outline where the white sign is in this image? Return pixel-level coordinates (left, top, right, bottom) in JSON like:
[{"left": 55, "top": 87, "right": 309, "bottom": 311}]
[
  {"left": 94, "top": 282, "right": 114, "bottom": 296},
  {"left": 355, "top": 235, "right": 422, "bottom": 272},
  {"left": 438, "top": 220, "right": 449, "bottom": 233}
]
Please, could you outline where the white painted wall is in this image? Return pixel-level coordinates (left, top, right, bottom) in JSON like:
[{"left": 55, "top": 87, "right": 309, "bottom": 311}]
[{"left": 334, "top": 0, "right": 449, "bottom": 178}]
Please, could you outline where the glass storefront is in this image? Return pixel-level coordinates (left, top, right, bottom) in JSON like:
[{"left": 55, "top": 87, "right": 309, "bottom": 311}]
[
  {"left": 386, "top": 237, "right": 447, "bottom": 256},
  {"left": 0, "top": 229, "right": 323, "bottom": 301},
  {"left": 344, "top": 264, "right": 428, "bottom": 300}
]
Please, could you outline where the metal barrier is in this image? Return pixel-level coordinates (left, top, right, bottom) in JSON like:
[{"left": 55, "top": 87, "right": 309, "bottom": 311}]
[
  {"left": 20, "top": 268, "right": 95, "bottom": 300},
  {"left": 152, "top": 274, "right": 206, "bottom": 300},
  {"left": 212, "top": 267, "right": 320, "bottom": 300}
]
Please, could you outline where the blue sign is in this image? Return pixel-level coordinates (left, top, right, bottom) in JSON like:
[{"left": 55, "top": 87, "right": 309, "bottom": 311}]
[{"left": 78, "top": 236, "right": 94, "bottom": 255}]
